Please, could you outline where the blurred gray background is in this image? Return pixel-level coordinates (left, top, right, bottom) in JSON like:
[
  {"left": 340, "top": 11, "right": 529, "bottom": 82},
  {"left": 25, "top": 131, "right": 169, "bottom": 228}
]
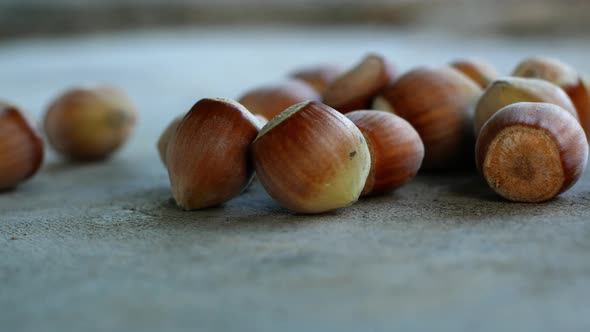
[{"left": 1, "top": 0, "right": 590, "bottom": 39}]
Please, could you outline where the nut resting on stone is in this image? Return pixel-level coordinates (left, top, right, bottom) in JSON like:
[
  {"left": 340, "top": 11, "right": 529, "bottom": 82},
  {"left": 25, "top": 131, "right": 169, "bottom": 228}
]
[
  {"left": 0, "top": 102, "right": 44, "bottom": 191},
  {"left": 157, "top": 115, "right": 183, "bottom": 165},
  {"left": 512, "top": 56, "right": 590, "bottom": 139},
  {"left": 238, "top": 79, "right": 320, "bottom": 120},
  {"left": 290, "top": 64, "right": 343, "bottom": 94},
  {"left": 251, "top": 101, "right": 370, "bottom": 214},
  {"left": 473, "top": 77, "right": 577, "bottom": 134},
  {"left": 373, "top": 66, "right": 481, "bottom": 170},
  {"left": 345, "top": 110, "right": 424, "bottom": 196},
  {"left": 44, "top": 85, "right": 138, "bottom": 161},
  {"left": 450, "top": 57, "right": 498, "bottom": 88},
  {"left": 166, "top": 98, "right": 260, "bottom": 210},
  {"left": 322, "top": 53, "right": 395, "bottom": 113},
  {"left": 476, "top": 102, "right": 588, "bottom": 203}
]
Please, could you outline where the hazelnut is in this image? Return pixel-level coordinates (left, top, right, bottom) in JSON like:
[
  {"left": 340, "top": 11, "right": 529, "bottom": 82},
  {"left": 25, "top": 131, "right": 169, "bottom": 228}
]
[
  {"left": 238, "top": 79, "right": 320, "bottom": 120},
  {"left": 373, "top": 66, "right": 481, "bottom": 170},
  {"left": 44, "top": 85, "right": 137, "bottom": 161},
  {"left": 158, "top": 113, "right": 266, "bottom": 167},
  {"left": 450, "top": 57, "right": 498, "bottom": 88},
  {"left": 251, "top": 101, "right": 370, "bottom": 214},
  {"left": 345, "top": 110, "right": 424, "bottom": 196},
  {"left": 290, "top": 64, "right": 343, "bottom": 94},
  {"left": 476, "top": 102, "right": 588, "bottom": 202},
  {"left": 322, "top": 53, "right": 395, "bottom": 113},
  {"left": 166, "top": 98, "right": 260, "bottom": 210},
  {"left": 157, "top": 115, "right": 183, "bottom": 165},
  {"left": 0, "top": 102, "right": 44, "bottom": 190},
  {"left": 474, "top": 77, "right": 577, "bottom": 134},
  {"left": 512, "top": 56, "right": 590, "bottom": 139}
]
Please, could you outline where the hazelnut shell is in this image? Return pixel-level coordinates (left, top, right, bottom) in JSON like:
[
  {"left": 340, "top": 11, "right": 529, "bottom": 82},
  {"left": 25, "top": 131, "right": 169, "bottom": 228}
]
[
  {"left": 450, "top": 57, "right": 498, "bottom": 88},
  {"left": 512, "top": 56, "right": 590, "bottom": 140},
  {"left": 346, "top": 110, "right": 424, "bottom": 195},
  {"left": 290, "top": 65, "right": 343, "bottom": 94},
  {"left": 476, "top": 102, "right": 588, "bottom": 202},
  {"left": 251, "top": 101, "right": 370, "bottom": 214},
  {"left": 166, "top": 98, "right": 260, "bottom": 210},
  {"left": 157, "top": 115, "right": 183, "bottom": 165},
  {"left": 0, "top": 102, "right": 44, "bottom": 190},
  {"left": 44, "top": 85, "right": 137, "bottom": 161},
  {"left": 238, "top": 80, "right": 320, "bottom": 120},
  {"left": 373, "top": 66, "right": 481, "bottom": 170},
  {"left": 474, "top": 77, "right": 577, "bottom": 134},
  {"left": 322, "top": 54, "right": 395, "bottom": 113}
]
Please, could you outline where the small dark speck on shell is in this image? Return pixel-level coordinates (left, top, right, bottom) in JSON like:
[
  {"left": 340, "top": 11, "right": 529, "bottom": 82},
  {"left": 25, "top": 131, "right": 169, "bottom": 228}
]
[{"left": 349, "top": 151, "right": 357, "bottom": 159}]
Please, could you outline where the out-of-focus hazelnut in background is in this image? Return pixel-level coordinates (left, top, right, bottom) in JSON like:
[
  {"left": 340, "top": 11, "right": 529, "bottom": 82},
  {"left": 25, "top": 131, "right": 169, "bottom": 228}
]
[{"left": 1, "top": 0, "right": 589, "bottom": 40}]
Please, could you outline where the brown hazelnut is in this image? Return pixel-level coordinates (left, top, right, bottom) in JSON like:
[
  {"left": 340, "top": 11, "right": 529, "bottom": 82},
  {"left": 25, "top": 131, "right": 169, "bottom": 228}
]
[
  {"left": 44, "top": 85, "right": 137, "bottom": 161},
  {"left": 373, "top": 66, "right": 481, "bottom": 170},
  {"left": 322, "top": 54, "right": 395, "bottom": 113},
  {"left": 474, "top": 77, "right": 577, "bottom": 134},
  {"left": 157, "top": 115, "right": 183, "bottom": 165},
  {"left": 512, "top": 56, "right": 590, "bottom": 139},
  {"left": 289, "top": 64, "right": 343, "bottom": 94},
  {"left": 476, "top": 102, "right": 588, "bottom": 202},
  {"left": 345, "top": 110, "right": 424, "bottom": 196},
  {"left": 251, "top": 101, "right": 370, "bottom": 214},
  {"left": 0, "top": 102, "right": 44, "bottom": 190},
  {"left": 238, "top": 79, "right": 320, "bottom": 120},
  {"left": 166, "top": 98, "right": 260, "bottom": 210},
  {"left": 450, "top": 57, "right": 498, "bottom": 88}
]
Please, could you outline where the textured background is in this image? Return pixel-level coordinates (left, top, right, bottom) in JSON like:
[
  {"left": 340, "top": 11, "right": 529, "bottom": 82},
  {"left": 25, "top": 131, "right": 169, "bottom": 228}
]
[
  {"left": 2, "top": 0, "right": 590, "bottom": 39},
  {"left": 1, "top": 26, "right": 590, "bottom": 331}
]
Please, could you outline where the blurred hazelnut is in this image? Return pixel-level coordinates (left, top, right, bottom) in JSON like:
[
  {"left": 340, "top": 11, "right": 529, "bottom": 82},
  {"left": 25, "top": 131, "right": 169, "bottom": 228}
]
[
  {"left": 238, "top": 80, "right": 319, "bottom": 120},
  {"left": 44, "top": 85, "right": 137, "bottom": 161},
  {"left": 373, "top": 66, "right": 481, "bottom": 170},
  {"left": 450, "top": 57, "right": 498, "bottom": 88},
  {"left": 0, "top": 102, "right": 44, "bottom": 190},
  {"left": 290, "top": 64, "right": 343, "bottom": 94},
  {"left": 323, "top": 53, "right": 395, "bottom": 113}
]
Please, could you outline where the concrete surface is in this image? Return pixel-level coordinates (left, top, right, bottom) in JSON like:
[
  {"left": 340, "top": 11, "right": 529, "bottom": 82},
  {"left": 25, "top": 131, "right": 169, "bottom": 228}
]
[{"left": 1, "top": 27, "right": 590, "bottom": 332}]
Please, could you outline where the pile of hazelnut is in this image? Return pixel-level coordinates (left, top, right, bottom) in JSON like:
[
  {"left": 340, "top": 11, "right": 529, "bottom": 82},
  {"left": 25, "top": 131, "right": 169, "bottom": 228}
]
[
  {"left": 2, "top": 54, "right": 589, "bottom": 215},
  {"left": 159, "top": 55, "right": 590, "bottom": 213}
]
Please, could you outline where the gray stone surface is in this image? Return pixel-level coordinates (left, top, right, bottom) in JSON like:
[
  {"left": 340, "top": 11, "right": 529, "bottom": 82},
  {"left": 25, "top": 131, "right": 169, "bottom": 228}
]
[{"left": 1, "top": 27, "right": 590, "bottom": 332}]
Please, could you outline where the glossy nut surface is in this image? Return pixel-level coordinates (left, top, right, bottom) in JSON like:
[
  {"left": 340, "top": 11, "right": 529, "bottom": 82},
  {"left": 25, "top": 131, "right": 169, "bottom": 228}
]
[
  {"left": 346, "top": 110, "right": 424, "bottom": 196},
  {"left": 474, "top": 77, "right": 577, "bottom": 134},
  {"left": 44, "top": 85, "right": 137, "bottom": 161},
  {"left": 238, "top": 80, "right": 320, "bottom": 120},
  {"left": 166, "top": 98, "right": 260, "bottom": 210},
  {"left": 373, "top": 66, "right": 481, "bottom": 170},
  {"left": 476, "top": 102, "right": 588, "bottom": 202},
  {"left": 0, "top": 102, "right": 44, "bottom": 190},
  {"left": 322, "top": 54, "right": 395, "bottom": 113},
  {"left": 251, "top": 101, "right": 370, "bottom": 214}
]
